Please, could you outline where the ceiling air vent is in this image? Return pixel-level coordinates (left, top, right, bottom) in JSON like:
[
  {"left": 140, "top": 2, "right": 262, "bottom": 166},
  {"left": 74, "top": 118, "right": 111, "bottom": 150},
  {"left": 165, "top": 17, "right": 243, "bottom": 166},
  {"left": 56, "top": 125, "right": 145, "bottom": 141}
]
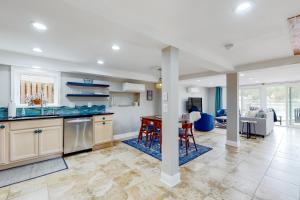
[{"left": 288, "top": 15, "right": 300, "bottom": 55}]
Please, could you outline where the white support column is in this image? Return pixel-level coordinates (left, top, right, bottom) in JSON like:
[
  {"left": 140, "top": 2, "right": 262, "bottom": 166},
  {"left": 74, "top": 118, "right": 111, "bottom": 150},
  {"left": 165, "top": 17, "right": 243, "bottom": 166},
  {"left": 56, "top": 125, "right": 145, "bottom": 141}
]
[
  {"left": 160, "top": 46, "right": 180, "bottom": 187},
  {"left": 226, "top": 72, "right": 240, "bottom": 148}
]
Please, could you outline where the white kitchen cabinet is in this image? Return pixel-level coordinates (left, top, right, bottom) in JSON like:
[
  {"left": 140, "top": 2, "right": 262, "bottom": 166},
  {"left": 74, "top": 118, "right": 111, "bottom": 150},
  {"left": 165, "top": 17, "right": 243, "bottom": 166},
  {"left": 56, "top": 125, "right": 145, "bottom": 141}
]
[
  {"left": 93, "top": 115, "right": 113, "bottom": 148},
  {"left": 9, "top": 118, "right": 63, "bottom": 163},
  {"left": 10, "top": 128, "right": 39, "bottom": 162},
  {"left": 0, "top": 123, "right": 9, "bottom": 165},
  {"left": 39, "top": 126, "right": 63, "bottom": 156},
  {"left": 94, "top": 121, "right": 113, "bottom": 144}
]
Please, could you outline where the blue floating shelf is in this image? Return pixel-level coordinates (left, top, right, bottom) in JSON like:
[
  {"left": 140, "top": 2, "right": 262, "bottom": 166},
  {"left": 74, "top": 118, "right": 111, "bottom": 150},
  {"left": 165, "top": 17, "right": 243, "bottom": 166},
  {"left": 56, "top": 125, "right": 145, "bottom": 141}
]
[
  {"left": 66, "top": 82, "right": 110, "bottom": 88},
  {"left": 66, "top": 94, "right": 110, "bottom": 97}
]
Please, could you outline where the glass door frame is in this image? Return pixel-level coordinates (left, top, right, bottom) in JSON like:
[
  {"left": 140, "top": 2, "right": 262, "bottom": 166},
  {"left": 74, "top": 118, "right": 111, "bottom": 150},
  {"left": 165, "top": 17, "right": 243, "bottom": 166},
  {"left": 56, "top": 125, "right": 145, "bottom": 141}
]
[
  {"left": 286, "top": 83, "right": 300, "bottom": 127},
  {"left": 240, "top": 82, "right": 300, "bottom": 128}
]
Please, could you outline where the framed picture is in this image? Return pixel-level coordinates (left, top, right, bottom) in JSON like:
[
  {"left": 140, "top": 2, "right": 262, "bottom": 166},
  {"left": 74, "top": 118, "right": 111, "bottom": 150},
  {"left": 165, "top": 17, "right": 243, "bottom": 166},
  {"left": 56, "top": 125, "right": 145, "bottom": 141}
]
[{"left": 147, "top": 90, "right": 153, "bottom": 101}]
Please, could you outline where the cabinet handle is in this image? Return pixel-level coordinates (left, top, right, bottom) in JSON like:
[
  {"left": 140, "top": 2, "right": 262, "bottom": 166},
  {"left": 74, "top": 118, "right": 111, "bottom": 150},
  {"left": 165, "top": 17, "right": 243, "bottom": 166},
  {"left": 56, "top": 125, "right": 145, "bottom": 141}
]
[
  {"left": 102, "top": 122, "right": 106, "bottom": 125},
  {"left": 34, "top": 130, "right": 38, "bottom": 134},
  {"left": 0, "top": 125, "right": 5, "bottom": 129},
  {"left": 102, "top": 117, "right": 105, "bottom": 120},
  {"left": 38, "top": 129, "right": 43, "bottom": 134}
]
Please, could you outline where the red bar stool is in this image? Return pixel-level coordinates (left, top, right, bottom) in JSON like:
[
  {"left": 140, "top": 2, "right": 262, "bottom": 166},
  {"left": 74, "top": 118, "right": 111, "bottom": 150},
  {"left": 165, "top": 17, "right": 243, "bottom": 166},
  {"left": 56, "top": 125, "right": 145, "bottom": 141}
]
[
  {"left": 179, "top": 122, "right": 197, "bottom": 156},
  {"left": 149, "top": 121, "right": 162, "bottom": 152},
  {"left": 137, "top": 118, "right": 153, "bottom": 146}
]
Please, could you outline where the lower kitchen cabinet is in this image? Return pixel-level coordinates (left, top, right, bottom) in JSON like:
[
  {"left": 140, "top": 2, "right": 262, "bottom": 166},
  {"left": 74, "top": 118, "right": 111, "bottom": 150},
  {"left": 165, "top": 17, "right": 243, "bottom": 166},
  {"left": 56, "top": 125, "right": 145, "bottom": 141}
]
[
  {"left": 93, "top": 115, "right": 113, "bottom": 149},
  {"left": 94, "top": 121, "right": 113, "bottom": 144},
  {"left": 0, "top": 123, "right": 9, "bottom": 165},
  {"left": 9, "top": 118, "right": 63, "bottom": 163},
  {"left": 10, "top": 128, "right": 39, "bottom": 162},
  {"left": 39, "top": 126, "right": 63, "bottom": 156}
]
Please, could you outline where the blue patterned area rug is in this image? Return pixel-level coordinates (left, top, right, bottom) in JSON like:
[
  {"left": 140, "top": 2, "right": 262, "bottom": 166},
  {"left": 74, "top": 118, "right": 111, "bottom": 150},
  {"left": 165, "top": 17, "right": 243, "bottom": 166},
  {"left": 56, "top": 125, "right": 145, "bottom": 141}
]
[{"left": 123, "top": 137, "right": 212, "bottom": 166}]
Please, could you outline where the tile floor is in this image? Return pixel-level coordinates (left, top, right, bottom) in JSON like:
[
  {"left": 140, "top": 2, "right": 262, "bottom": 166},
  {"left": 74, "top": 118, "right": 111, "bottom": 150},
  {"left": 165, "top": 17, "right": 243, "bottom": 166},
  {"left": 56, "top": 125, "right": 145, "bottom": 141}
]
[{"left": 1, "top": 126, "right": 300, "bottom": 200}]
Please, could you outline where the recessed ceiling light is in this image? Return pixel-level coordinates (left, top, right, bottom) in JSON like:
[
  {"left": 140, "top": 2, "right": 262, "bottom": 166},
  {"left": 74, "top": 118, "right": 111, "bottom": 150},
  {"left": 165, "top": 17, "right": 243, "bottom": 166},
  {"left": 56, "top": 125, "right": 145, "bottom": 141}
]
[
  {"left": 32, "top": 47, "right": 42, "bottom": 53},
  {"left": 197, "top": 80, "right": 201, "bottom": 82},
  {"left": 97, "top": 60, "right": 104, "bottom": 65},
  {"left": 112, "top": 44, "right": 120, "bottom": 51},
  {"left": 240, "top": 73, "right": 245, "bottom": 77},
  {"left": 235, "top": 1, "right": 254, "bottom": 14},
  {"left": 31, "top": 22, "right": 47, "bottom": 31},
  {"left": 249, "top": 77, "right": 254, "bottom": 80},
  {"left": 255, "top": 81, "right": 260, "bottom": 83},
  {"left": 32, "top": 65, "right": 41, "bottom": 69}
]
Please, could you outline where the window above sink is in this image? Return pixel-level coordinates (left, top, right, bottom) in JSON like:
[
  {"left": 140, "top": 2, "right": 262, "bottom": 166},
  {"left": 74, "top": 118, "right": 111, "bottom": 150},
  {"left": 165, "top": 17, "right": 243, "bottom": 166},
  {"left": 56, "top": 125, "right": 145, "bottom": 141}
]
[{"left": 11, "top": 66, "right": 61, "bottom": 107}]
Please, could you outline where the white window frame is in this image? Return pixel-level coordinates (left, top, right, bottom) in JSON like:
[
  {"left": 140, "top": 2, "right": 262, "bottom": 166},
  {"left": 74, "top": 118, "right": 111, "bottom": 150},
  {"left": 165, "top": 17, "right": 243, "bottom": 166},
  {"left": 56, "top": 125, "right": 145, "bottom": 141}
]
[
  {"left": 11, "top": 66, "right": 61, "bottom": 107},
  {"left": 240, "top": 86, "right": 261, "bottom": 115}
]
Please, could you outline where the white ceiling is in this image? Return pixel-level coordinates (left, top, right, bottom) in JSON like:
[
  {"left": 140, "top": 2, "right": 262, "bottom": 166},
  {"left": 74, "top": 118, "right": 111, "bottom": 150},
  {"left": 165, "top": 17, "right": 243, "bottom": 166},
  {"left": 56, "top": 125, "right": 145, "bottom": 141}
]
[
  {"left": 0, "top": 0, "right": 299, "bottom": 79},
  {"left": 180, "top": 64, "right": 300, "bottom": 87}
]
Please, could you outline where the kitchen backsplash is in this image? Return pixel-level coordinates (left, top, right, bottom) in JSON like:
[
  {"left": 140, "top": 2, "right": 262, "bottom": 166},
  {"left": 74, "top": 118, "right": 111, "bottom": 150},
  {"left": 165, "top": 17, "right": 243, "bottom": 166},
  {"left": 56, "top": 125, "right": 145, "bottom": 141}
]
[{"left": 0, "top": 105, "right": 106, "bottom": 118}]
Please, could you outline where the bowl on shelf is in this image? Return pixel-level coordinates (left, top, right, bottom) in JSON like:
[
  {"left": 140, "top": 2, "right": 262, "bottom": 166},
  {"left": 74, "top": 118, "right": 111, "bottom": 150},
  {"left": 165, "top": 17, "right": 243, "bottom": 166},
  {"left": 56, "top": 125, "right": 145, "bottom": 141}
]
[{"left": 83, "top": 79, "right": 93, "bottom": 84}]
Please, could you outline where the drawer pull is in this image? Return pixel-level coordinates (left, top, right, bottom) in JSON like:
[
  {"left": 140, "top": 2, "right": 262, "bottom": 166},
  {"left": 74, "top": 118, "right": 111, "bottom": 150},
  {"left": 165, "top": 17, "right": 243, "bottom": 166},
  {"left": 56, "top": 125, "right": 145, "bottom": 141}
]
[
  {"left": 102, "top": 122, "right": 106, "bottom": 125},
  {"left": 102, "top": 117, "right": 105, "bottom": 120},
  {"left": 0, "top": 125, "right": 5, "bottom": 129},
  {"left": 34, "top": 129, "right": 43, "bottom": 134}
]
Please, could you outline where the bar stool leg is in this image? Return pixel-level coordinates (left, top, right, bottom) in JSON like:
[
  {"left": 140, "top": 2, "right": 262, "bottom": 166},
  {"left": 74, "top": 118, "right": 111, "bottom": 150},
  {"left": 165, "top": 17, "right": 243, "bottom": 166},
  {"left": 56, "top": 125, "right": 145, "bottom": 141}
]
[{"left": 191, "top": 128, "right": 197, "bottom": 151}]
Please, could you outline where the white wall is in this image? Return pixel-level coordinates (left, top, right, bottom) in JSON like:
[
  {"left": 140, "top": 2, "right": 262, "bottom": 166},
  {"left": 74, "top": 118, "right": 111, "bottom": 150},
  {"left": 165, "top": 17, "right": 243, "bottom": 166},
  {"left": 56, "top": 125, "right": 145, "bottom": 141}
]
[
  {"left": 179, "top": 85, "right": 208, "bottom": 115},
  {"left": 207, "top": 87, "right": 227, "bottom": 115},
  {"left": 109, "top": 83, "right": 159, "bottom": 135},
  {"left": 0, "top": 65, "right": 11, "bottom": 107},
  {"left": 0, "top": 68, "right": 160, "bottom": 135},
  {"left": 207, "top": 87, "right": 216, "bottom": 115},
  {"left": 61, "top": 72, "right": 160, "bottom": 135}
]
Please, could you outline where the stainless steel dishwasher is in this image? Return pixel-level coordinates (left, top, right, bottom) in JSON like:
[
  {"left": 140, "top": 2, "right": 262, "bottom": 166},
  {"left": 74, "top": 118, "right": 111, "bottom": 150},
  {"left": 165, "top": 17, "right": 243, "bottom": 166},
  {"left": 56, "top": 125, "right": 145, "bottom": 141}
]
[{"left": 64, "top": 117, "right": 93, "bottom": 154}]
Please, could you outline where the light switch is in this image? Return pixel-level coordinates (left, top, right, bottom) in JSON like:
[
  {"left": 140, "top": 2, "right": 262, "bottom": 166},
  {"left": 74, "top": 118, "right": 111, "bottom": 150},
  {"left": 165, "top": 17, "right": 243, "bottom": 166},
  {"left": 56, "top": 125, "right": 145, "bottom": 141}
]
[
  {"left": 163, "top": 103, "right": 168, "bottom": 112},
  {"left": 163, "top": 92, "right": 168, "bottom": 102}
]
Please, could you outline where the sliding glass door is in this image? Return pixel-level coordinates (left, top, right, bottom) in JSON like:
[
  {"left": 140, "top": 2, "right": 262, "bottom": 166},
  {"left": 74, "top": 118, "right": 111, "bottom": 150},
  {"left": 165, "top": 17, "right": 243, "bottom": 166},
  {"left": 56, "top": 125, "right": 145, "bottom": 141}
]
[
  {"left": 239, "top": 84, "right": 300, "bottom": 127},
  {"left": 266, "top": 86, "right": 287, "bottom": 125},
  {"left": 240, "top": 88, "right": 260, "bottom": 115},
  {"left": 288, "top": 86, "right": 300, "bottom": 126}
]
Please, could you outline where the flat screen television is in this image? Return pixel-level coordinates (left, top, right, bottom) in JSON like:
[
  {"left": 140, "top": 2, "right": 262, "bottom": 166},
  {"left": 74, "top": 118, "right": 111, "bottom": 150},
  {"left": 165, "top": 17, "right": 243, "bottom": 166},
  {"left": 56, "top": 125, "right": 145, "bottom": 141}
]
[{"left": 186, "top": 97, "right": 202, "bottom": 113}]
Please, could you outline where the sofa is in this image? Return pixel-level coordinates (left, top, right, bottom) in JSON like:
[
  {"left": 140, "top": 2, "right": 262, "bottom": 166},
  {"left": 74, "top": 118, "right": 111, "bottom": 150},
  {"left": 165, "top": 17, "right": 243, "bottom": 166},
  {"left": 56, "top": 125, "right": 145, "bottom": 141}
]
[
  {"left": 239, "top": 110, "right": 274, "bottom": 137},
  {"left": 194, "top": 113, "right": 215, "bottom": 132}
]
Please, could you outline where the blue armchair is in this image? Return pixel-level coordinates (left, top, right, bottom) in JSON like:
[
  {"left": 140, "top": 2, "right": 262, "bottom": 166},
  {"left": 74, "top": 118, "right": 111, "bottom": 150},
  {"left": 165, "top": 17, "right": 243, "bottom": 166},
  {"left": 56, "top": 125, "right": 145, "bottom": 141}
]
[
  {"left": 216, "top": 109, "right": 227, "bottom": 122},
  {"left": 194, "top": 113, "right": 215, "bottom": 132},
  {"left": 216, "top": 109, "right": 227, "bottom": 117}
]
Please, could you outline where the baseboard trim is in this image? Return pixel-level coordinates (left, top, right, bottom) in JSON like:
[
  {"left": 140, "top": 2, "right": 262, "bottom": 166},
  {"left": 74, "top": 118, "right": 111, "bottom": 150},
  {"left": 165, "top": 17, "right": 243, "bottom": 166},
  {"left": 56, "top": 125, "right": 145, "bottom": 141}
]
[
  {"left": 226, "top": 140, "right": 240, "bottom": 148},
  {"left": 160, "top": 172, "right": 181, "bottom": 187},
  {"left": 113, "top": 131, "right": 139, "bottom": 141}
]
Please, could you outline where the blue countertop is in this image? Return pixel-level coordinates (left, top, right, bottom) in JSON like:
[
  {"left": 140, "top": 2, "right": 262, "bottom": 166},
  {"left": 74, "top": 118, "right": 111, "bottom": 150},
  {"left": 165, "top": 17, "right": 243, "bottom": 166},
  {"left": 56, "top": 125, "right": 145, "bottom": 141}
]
[
  {"left": 0, "top": 105, "right": 113, "bottom": 122},
  {"left": 0, "top": 112, "right": 114, "bottom": 122}
]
